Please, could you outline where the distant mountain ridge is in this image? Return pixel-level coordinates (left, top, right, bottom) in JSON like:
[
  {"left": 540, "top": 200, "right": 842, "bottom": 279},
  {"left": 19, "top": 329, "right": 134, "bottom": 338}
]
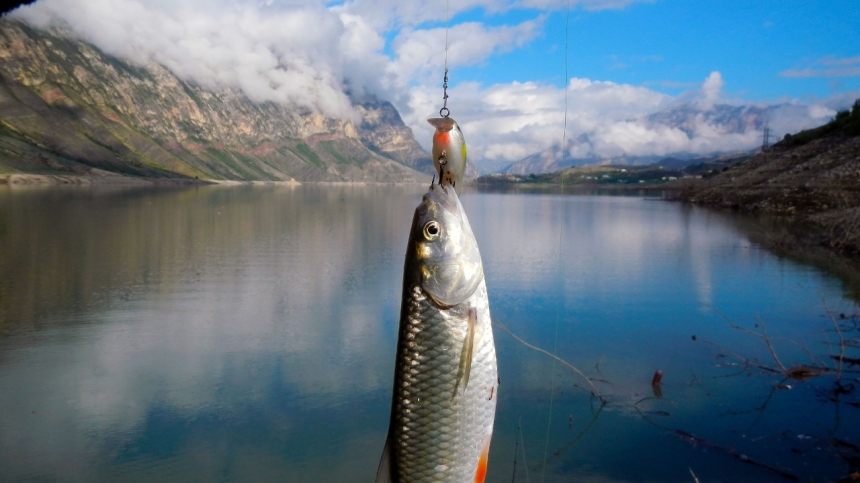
[
  {"left": 501, "top": 103, "right": 806, "bottom": 176},
  {"left": 0, "top": 19, "right": 432, "bottom": 182}
]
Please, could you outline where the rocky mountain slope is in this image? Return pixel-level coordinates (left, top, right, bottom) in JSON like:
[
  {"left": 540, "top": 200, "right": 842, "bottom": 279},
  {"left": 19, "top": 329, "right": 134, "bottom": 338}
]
[
  {"left": 671, "top": 101, "right": 860, "bottom": 255},
  {"left": 0, "top": 20, "right": 432, "bottom": 183}
]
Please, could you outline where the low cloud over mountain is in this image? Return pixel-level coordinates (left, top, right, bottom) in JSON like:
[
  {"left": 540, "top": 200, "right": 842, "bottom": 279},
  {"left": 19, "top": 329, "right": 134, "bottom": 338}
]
[{"left": 9, "top": 0, "right": 859, "bottom": 176}]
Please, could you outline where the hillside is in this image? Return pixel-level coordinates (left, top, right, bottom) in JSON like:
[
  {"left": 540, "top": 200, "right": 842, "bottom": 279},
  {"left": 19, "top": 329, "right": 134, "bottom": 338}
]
[
  {"left": 0, "top": 20, "right": 431, "bottom": 183},
  {"left": 478, "top": 151, "right": 751, "bottom": 188},
  {"left": 671, "top": 100, "right": 860, "bottom": 255}
]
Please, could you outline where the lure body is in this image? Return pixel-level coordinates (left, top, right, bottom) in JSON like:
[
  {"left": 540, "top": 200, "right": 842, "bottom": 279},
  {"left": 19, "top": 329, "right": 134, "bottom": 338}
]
[{"left": 428, "top": 117, "right": 467, "bottom": 194}]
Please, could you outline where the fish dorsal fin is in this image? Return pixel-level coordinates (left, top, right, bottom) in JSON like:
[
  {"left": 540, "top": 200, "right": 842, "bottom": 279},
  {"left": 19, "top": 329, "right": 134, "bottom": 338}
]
[
  {"left": 454, "top": 308, "right": 478, "bottom": 398},
  {"left": 375, "top": 436, "right": 394, "bottom": 483}
]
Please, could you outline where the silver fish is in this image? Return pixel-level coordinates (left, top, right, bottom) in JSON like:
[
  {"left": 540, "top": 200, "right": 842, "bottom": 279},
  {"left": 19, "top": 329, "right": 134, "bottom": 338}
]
[
  {"left": 428, "top": 117, "right": 467, "bottom": 194},
  {"left": 376, "top": 183, "right": 498, "bottom": 483}
]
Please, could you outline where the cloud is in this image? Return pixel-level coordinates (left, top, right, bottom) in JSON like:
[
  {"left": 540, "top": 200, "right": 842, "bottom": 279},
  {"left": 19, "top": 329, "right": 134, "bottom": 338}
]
[
  {"left": 780, "top": 67, "right": 860, "bottom": 78},
  {"left": 643, "top": 80, "right": 700, "bottom": 88},
  {"left": 398, "top": 76, "right": 673, "bottom": 170},
  {"left": 332, "top": 0, "right": 652, "bottom": 31},
  {"left": 10, "top": 0, "right": 855, "bottom": 174},
  {"left": 701, "top": 71, "right": 723, "bottom": 107},
  {"left": 386, "top": 18, "right": 544, "bottom": 90},
  {"left": 422, "top": 72, "right": 843, "bottom": 171},
  {"left": 13, "top": 0, "right": 378, "bottom": 120},
  {"left": 817, "top": 55, "right": 860, "bottom": 66},
  {"left": 780, "top": 55, "right": 860, "bottom": 78}
]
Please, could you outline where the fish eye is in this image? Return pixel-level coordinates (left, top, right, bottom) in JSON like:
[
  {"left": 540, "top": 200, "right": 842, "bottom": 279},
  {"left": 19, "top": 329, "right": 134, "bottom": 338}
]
[{"left": 423, "top": 221, "right": 441, "bottom": 241}]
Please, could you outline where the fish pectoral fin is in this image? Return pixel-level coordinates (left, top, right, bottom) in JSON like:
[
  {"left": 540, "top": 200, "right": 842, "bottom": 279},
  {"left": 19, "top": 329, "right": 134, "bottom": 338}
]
[
  {"left": 454, "top": 308, "right": 478, "bottom": 398},
  {"left": 374, "top": 436, "right": 394, "bottom": 483}
]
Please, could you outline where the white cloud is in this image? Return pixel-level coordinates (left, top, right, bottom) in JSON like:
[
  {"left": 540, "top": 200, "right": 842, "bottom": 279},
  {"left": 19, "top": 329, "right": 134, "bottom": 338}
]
[
  {"left": 332, "top": 0, "right": 652, "bottom": 31},
  {"left": 14, "top": 0, "right": 369, "bottom": 120},
  {"left": 387, "top": 18, "right": 543, "bottom": 91},
  {"left": 10, "top": 0, "right": 856, "bottom": 174},
  {"left": 415, "top": 72, "right": 844, "bottom": 171},
  {"left": 701, "top": 71, "right": 724, "bottom": 108},
  {"left": 780, "top": 55, "right": 860, "bottom": 78},
  {"left": 402, "top": 77, "right": 672, "bottom": 169}
]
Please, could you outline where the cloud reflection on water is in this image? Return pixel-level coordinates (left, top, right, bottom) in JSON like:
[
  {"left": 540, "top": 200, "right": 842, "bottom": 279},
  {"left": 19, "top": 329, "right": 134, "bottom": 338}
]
[{"left": 0, "top": 185, "right": 856, "bottom": 482}]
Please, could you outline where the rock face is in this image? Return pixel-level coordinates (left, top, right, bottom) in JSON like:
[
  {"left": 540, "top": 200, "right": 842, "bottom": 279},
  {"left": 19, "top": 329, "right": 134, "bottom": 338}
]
[{"left": 0, "top": 20, "right": 431, "bottom": 182}]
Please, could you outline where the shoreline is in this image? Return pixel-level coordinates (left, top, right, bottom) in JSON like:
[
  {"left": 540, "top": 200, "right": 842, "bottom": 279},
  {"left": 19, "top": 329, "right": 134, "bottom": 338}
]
[
  {"left": 472, "top": 180, "right": 672, "bottom": 192},
  {"left": 0, "top": 173, "right": 430, "bottom": 188}
]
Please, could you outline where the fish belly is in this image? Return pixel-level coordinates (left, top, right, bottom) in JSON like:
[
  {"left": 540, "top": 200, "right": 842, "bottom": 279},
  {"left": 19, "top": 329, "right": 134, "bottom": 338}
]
[{"left": 390, "top": 281, "right": 497, "bottom": 483}]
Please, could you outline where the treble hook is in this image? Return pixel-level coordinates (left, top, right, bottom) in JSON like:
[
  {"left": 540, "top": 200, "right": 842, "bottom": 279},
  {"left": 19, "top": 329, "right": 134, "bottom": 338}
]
[{"left": 437, "top": 151, "right": 448, "bottom": 185}]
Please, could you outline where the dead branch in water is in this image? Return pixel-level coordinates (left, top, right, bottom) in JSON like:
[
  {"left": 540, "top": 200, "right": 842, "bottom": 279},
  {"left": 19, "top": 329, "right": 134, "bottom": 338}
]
[
  {"left": 713, "top": 309, "right": 860, "bottom": 380},
  {"left": 823, "top": 301, "right": 847, "bottom": 380}
]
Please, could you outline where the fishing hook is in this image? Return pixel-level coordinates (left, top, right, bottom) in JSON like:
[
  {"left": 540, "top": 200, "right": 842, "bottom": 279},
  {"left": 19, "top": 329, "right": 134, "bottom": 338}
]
[{"left": 437, "top": 152, "right": 448, "bottom": 185}]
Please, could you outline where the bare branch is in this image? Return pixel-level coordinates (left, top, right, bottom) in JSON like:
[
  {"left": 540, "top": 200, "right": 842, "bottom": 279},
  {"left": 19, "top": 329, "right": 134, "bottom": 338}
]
[
  {"left": 754, "top": 314, "right": 788, "bottom": 373},
  {"left": 822, "top": 299, "right": 846, "bottom": 381},
  {"left": 494, "top": 321, "right": 606, "bottom": 404}
]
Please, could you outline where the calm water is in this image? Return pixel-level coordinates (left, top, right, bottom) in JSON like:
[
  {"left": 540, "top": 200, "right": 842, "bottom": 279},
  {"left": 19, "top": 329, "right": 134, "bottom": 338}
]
[{"left": 0, "top": 184, "right": 858, "bottom": 482}]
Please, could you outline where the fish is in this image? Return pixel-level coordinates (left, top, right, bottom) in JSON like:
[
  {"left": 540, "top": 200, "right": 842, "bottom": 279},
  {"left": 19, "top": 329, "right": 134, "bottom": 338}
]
[
  {"left": 376, "top": 183, "right": 498, "bottom": 483},
  {"left": 428, "top": 117, "right": 467, "bottom": 194}
]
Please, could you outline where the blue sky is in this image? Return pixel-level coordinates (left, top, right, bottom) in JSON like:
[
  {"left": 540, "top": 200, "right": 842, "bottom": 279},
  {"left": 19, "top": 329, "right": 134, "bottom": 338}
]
[
  {"left": 14, "top": 0, "right": 860, "bottom": 171},
  {"left": 440, "top": 0, "right": 860, "bottom": 100}
]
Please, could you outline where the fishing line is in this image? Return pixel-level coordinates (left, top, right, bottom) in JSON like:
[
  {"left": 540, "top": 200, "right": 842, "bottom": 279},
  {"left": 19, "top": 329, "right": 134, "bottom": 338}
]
[
  {"left": 444, "top": 0, "right": 449, "bottom": 72},
  {"left": 540, "top": 0, "right": 571, "bottom": 480},
  {"left": 520, "top": 417, "right": 531, "bottom": 483},
  {"left": 440, "top": 0, "right": 451, "bottom": 117}
]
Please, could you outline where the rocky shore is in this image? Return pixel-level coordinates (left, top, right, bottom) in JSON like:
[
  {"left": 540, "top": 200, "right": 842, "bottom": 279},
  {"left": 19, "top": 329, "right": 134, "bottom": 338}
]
[{"left": 668, "top": 130, "right": 860, "bottom": 256}]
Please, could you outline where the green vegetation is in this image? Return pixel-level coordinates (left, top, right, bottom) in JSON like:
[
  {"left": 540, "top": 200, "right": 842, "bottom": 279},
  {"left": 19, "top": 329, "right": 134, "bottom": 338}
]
[
  {"left": 205, "top": 148, "right": 256, "bottom": 180},
  {"left": 292, "top": 143, "right": 324, "bottom": 169},
  {"left": 231, "top": 151, "right": 277, "bottom": 181},
  {"left": 320, "top": 141, "right": 353, "bottom": 165},
  {"left": 780, "top": 97, "right": 860, "bottom": 147}
]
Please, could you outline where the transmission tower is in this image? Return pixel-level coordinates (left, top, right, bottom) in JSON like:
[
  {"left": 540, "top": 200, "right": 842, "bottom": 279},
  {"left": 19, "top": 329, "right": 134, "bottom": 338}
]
[{"left": 761, "top": 121, "right": 771, "bottom": 151}]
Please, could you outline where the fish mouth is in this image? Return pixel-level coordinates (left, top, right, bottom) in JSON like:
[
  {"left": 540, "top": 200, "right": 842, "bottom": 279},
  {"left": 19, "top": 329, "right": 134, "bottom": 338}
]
[{"left": 421, "top": 183, "right": 459, "bottom": 214}]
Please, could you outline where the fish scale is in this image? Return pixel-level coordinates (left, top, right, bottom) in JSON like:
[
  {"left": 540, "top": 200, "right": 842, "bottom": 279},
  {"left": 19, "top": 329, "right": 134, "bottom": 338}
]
[
  {"left": 377, "top": 184, "right": 497, "bottom": 483},
  {"left": 393, "top": 283, "right": 496, "bottom": 482}
]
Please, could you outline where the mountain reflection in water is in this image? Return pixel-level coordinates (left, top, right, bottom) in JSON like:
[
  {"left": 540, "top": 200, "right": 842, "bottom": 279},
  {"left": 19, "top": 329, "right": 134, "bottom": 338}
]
[{"left": 0, "top": 184, "right": 857, "bottom": 482}]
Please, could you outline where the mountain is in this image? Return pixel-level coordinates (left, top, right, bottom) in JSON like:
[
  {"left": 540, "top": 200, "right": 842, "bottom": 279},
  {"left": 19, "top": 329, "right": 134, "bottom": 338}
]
[
  {"left": 501, "top": 103, "right": 784, "bottom": 176},
  {"left": 0, "top": 19, "right": 432, "bottom": 183},
  {"left": 645, "top": 103, "right": 769, "bottom": 137}
]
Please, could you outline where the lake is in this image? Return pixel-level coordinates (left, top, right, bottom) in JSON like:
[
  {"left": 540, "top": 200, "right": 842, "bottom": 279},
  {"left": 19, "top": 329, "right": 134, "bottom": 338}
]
[{"left": 0, "top": 184, "right": 858, "bottom": 482}]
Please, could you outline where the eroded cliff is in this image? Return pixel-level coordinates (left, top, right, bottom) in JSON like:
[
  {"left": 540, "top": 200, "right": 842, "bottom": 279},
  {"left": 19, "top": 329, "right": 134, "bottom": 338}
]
[{"left": 0, "top": 20, "right": 432, "bottom": 183}]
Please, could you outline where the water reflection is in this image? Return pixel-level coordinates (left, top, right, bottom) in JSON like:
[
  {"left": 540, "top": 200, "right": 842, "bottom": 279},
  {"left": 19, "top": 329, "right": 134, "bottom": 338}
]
[{"left": 0, "top": 185, "right": 857, "bottom": 482}]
